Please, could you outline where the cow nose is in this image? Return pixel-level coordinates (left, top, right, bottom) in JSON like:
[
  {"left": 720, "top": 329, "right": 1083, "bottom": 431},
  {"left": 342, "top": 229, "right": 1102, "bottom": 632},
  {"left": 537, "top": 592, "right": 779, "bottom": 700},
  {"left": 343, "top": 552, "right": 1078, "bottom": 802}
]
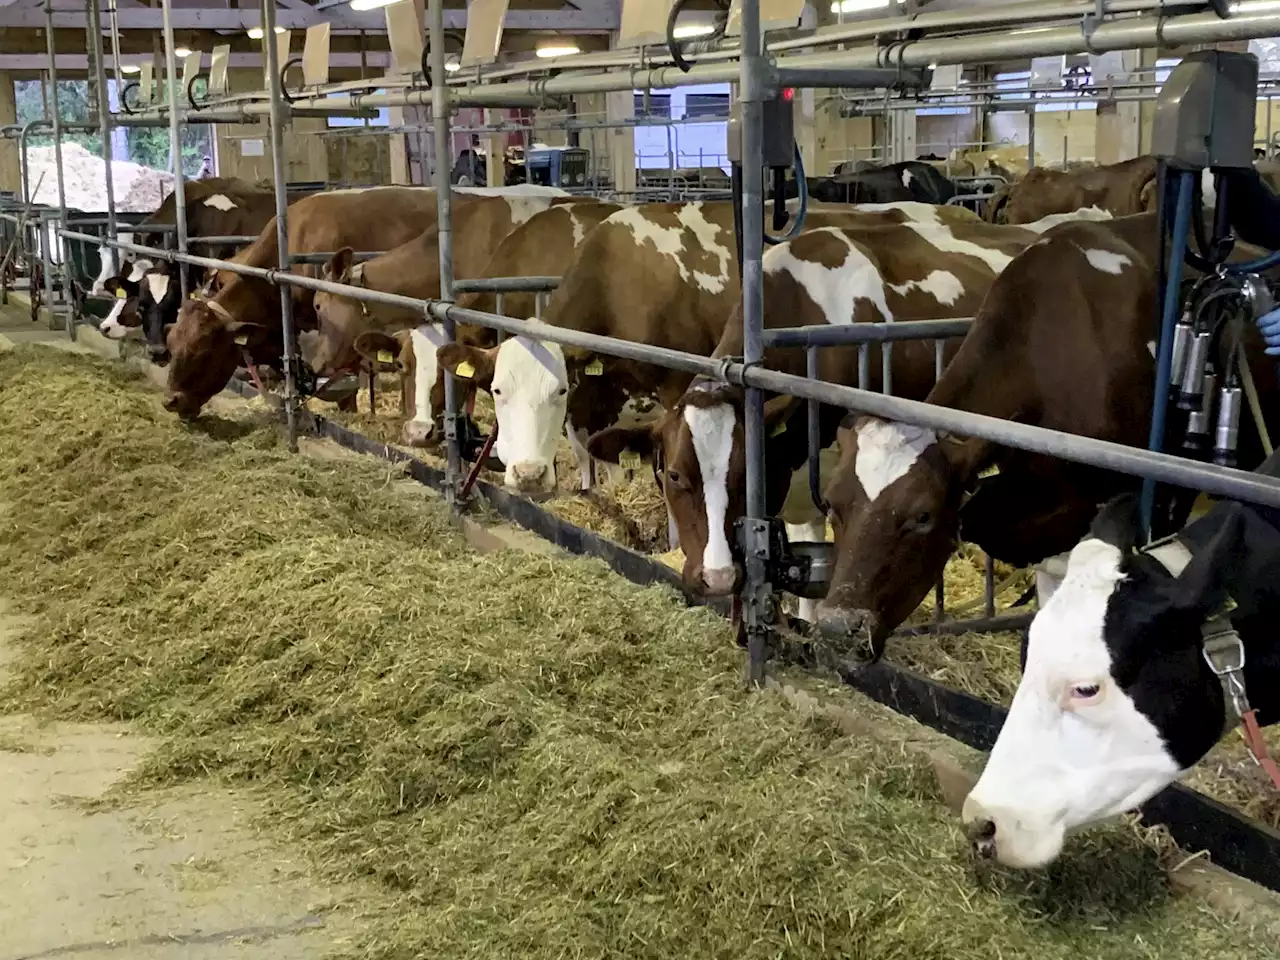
[
  {"left": 511, "top": 461, "right": 548, "bottom": 490},
  {"left": 965, "top": 817, "right": 998, "bottom": 859},
  {"left": 813, "top": 605, "right": 883, "bottom": 662},
  {"left": 162, "top": 394, "right": 180, "bottom": 412},
  {"left": 402, "top": 419, "right": 435, "bottom": 447},
  {"left": 701, "top": 566, "right": 736, "bottom": 595}
]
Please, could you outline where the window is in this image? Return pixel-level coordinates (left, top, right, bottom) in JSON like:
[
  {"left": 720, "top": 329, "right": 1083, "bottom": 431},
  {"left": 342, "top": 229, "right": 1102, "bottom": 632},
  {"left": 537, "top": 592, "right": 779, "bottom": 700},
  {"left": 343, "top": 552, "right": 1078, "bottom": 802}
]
[
  {"left": 993, "top": 69, "right": 1096, "bottom": 112},
  {"left": 634, "top": 93, "right": 672, "bottom": 119},
  {"left": 327, "top": 91, "right": 390, "bottom": 127},
  {"left": 684, "top": 93, "right": 729, "bottom": 119}
]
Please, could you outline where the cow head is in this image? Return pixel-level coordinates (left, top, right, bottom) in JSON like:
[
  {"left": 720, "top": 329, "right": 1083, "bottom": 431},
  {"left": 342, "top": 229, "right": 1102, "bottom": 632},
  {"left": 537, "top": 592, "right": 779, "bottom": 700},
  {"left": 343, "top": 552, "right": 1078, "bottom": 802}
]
[
  {"left": 164, "top": 298, "right": 271, "bottom": 419},
  {"left": 308, "top": 248, "right": 367, "bottom": 377},
  {"left": 97, "top": 276, "right": 140, "bottom": 340},
  {"left": 137, "top": 261, "right": 183, "bottom": 363},
  {"left": 439, "top": 332, "right": 566, "bottom": 495},
  {"left": 963, "top": 496, "right": 1253, "bottom": 869},
  {"left": 587, "top": 384, "right": 798, "bottom": 598},
  {"left": 814, "top": 416, "right": 980, "bottom": 661}
]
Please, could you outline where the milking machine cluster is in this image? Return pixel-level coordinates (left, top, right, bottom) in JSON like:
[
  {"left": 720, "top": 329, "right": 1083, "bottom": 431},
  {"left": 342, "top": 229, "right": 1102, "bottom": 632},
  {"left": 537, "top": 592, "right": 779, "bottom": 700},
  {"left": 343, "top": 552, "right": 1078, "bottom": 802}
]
[{"left": 1147, "top": 50, "right": 1280, "bottom": 531}]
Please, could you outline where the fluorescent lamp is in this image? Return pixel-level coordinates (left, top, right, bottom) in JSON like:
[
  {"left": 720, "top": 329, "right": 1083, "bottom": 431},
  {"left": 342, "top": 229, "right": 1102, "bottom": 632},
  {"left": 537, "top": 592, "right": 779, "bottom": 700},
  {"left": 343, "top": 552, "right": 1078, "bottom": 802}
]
[
  {"left": 829, "top": 0, "right": 904, "bottom": 12},
  {"left": 672, "top": 23, "right": 715, "bottom": 38},
  {"left": 120, "top": 63, "right": 141, "bottom": 74},
  {"left": 536, "top": 44, "right": 581, "bottom": 59},
  {"left": 444, "top": 57, "right": 461, "bottom": 72},
  {"left": 247, "top": 25, "right": 286, "bottom": 39},
  {"left": 350, "top": 0, "right": 404, "bottom": 9},
  {"left": 175, "top": 47, "right": 193, "bottom": 58}
]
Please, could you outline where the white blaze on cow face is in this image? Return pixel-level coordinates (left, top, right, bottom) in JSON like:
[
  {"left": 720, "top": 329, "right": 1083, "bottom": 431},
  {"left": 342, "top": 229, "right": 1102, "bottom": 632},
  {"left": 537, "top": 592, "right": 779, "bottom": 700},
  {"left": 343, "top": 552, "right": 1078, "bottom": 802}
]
[
  {"left": 853, "top": 419, "right": 937, "bottom": 502},
  {"left": 99, "top": 295, "right": 132, "bottom": 339},
  {"left": 145, "top": 272, "right": 171, "bottom": 305},
  {"left": 1083, "top": 248, "right": 1132, "bottom": 275},
  {"left": 963, "top": 537, "right": 1182, "bottom": 869},
  {"left": 202, "top": 193, "right": 238, "bottom": 212},
  {"left": 406, "top": 324, "right": 444, "bottom": 447},
  {"left": 126, "top": 259, "right": 153, "bottom": 283},
  {"left": 490, "top": 333, "right": 567, "bottom": 494},
  {"left": 684, "top": 401, "right": 737, "bottom": 593}
]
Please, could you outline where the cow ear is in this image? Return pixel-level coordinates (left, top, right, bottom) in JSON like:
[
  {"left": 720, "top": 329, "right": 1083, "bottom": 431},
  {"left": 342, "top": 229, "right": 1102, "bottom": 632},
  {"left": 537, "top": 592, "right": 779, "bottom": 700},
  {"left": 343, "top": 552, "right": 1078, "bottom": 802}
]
[
  {"left": 353, "top": 331, "right": 402, "bottom": 373},
  {"left": 763, "top": 394, "right": 801, "bottom": 432},
  {"left": 1166, "top": 504, "right": 1250, "bottom": 617},
  {"left": 587, "top": 425, "right": 656, "bottom": 464},
  {"left": 1089, "top": 494, "right": 1142, "bottom": 557},
  {"left": 439, "top": 343, "right": 495, "bottom": 390},
  {"left": 226, "top": 320, "right": 271, "bottom": 348},
  {"left": 324, "top": 247, "right": 355, "bottom": 282},
  {"left": 937, "top": 432, "right": 987, "bottom": 483}
]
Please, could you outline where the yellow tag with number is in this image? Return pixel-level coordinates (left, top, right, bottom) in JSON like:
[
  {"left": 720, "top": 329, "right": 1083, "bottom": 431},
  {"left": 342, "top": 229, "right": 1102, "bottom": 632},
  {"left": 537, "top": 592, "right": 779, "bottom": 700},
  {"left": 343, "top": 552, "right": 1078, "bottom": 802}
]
[
  {"left": 233, "top": 334, "right": 248, "bottom": 346},
  {"left": 455, "top": 360, "right": 475, "bottom": 379},
  {"left": 619, "top": 450, "right": 642, "bottom": 470},
  {"left": 115, "top": 288, "right": 126, "bottom": 300},
  {"left": 770, "top": 420, "right": 787, "bottom": 438},
  {"left": 377, "top": 350, "right": 394, "bottom": 364},
  {"left": 584, "top": 359, "right": 604, "bottom": 376}
]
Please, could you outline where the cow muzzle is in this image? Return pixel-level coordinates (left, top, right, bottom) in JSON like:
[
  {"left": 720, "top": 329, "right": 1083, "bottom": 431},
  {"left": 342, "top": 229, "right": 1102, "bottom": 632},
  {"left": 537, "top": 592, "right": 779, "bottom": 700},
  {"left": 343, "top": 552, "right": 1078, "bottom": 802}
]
[
  {"left": 147, "top": 341, "right": 170, "bottom": 365},
  {"left": 700, "top": 565, "right": 738, "bottom": 596},
  {"left": 960, "top": 794, "right": 1066, "bottom": 869},
  {"left": 812, "top": 604, "right": 884, "bottom": 662},
  {"left": 162, "top": 392, "right": 200, "bottom": 421},
  {"left": 509, "top": 460, "right": 554, "bottom": 495},
  {"left": 403, "top": 418, "right": 436, "bottom": 448}
]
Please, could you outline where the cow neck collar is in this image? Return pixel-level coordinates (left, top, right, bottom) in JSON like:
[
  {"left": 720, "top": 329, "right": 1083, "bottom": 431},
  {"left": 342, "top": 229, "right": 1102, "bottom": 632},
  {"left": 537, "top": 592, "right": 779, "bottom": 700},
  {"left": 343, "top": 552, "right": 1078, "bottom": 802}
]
[{"left": 1145, "top": 536, "right": 1280, "bottom": 790}]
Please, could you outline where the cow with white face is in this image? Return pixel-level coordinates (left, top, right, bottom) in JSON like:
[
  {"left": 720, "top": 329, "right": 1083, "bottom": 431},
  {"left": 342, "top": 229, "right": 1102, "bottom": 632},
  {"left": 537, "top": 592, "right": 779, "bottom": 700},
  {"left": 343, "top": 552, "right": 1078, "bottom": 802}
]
[
  {"left": 90, "top": 233, "right": 137, "bottom": 296},
  {"left": 97, "top": 258, "right": 155, "bottom": 339},
  {"left": 963, "top": 488, "right": 1280, "bottom": 868}
]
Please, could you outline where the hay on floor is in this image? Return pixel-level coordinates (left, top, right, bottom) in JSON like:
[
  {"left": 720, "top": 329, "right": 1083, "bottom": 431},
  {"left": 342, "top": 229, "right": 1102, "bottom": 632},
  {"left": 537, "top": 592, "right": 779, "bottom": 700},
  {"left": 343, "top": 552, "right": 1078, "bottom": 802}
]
[{"left": 0, "top": 348, "right": 1274, "bottom": 958}]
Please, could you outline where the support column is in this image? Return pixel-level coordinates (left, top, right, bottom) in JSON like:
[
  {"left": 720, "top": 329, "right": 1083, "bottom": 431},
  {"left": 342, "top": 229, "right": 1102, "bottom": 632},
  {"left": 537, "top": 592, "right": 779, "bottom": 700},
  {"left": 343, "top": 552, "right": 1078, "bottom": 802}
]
[
  {"left": 0, "top": 73, "right": 18, "bottom": 194},
  {"left": 1094, "top": 50, "right": 1141, "bottom": 164},
  {"left": 605, "top": 84, "right": 636, "bottom": 193}
]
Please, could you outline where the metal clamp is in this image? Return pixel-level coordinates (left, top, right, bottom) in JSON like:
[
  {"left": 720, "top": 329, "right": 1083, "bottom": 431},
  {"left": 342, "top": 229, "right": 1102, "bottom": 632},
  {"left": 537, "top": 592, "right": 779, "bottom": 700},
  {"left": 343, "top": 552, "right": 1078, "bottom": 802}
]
[{"left": 1201, "top": 620, "right": 1251, "bottom": 724}]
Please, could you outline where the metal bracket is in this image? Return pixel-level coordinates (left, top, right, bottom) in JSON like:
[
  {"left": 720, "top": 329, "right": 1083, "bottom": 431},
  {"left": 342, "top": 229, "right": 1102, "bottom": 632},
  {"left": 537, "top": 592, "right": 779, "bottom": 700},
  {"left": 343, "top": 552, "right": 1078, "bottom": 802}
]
[{"left": 1202, "top": 619, "right": 1251, "bottom": 725}]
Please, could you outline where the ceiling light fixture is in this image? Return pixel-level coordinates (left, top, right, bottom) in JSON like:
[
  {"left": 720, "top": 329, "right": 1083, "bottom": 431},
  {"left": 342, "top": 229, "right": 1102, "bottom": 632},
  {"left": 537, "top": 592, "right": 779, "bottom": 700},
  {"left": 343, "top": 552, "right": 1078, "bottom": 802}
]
[
  {"left": 174, "top": 47, "right": 193, "bottom": 58},
  {"left": 349, "top": 0, "right": 405, "bottom": 10},
  {"left": 536, "top": 43, "right": 581, "bottom": 58},
  {"left": 246, "top": 25, "right": 287, "bottom": 39},
  {"left": 672, "top": 23, "right": 715, "bottom": 38}
]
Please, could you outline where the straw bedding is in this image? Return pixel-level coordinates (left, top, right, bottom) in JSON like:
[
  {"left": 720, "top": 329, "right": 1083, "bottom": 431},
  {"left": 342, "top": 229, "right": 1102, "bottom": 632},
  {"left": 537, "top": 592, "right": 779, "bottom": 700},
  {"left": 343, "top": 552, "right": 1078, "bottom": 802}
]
[
  {"left": 1, "top": 348, "right": 1276, "bottom": 958},
  {"left": 316, "top": 381, "right": 1280, "bottom": 830}
]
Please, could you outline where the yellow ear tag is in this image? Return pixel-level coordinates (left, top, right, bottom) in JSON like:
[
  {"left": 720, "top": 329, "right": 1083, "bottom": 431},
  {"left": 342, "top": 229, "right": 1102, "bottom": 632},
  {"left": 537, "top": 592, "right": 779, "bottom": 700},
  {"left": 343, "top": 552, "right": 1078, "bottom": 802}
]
[
  {"left": 619, "top": 450, "right": 642, "bottom": 470},
  {"left": 233, "top": 334, "right": 248, "bottom": 346},
  {"left": 114, "top": 288, "right": 126, "bottom": 300},
  {"left": 377, "top": 350, "right": 394, "bottom": 364},
  {"left": 770, "top": 420, "right": 787, "bottom": 438},
  {"left": 454, "top": 360, "right": 475, "bottom": 379},
  {"left": 584, "top": 359, "right": 604, "bottom": 376}
]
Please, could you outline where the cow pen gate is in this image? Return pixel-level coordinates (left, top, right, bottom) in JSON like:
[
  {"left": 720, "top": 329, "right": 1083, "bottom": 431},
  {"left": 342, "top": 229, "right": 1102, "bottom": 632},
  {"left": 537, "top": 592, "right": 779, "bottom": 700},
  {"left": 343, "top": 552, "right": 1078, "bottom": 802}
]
[{"left": 33, "top": 0, "right": 1280, "bottom": 897}]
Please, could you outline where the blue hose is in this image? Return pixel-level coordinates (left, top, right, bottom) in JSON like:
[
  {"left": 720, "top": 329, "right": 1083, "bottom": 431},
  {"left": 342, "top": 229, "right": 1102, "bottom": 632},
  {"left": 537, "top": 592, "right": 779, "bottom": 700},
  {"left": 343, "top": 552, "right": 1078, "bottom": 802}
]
[
  {"left": 1141, "top": 169, "right": 1195, "bottom": 536},
  {"left": 763, "top": 142, "right": 807, "bottom": 246},
  {"left": 1225, "top": 247, "right": 1280, "bottom": 274}
]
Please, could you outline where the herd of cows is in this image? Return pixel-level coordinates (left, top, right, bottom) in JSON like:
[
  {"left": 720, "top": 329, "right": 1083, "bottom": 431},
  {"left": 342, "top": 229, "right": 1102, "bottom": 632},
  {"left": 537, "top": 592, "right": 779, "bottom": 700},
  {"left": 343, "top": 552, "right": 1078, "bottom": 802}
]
[{"left": 79, "top": 152, "right": 1280, "bottom": 870}]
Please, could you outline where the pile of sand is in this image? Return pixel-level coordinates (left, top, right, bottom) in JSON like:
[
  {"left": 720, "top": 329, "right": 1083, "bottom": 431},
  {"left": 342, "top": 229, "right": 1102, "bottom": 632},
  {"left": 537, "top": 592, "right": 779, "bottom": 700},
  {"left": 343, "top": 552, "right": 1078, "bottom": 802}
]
[{"left": 24, "top": 142, "right": 173, "bottom": 213}]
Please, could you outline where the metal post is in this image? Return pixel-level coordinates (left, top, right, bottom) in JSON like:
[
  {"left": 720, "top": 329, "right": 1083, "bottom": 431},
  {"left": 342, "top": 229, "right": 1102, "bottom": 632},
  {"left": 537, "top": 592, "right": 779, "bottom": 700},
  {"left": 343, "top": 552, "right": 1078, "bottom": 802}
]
[
  {"left": 160, "top": 0, "right": 189, "bottom": 298},
  {"left": 88, "top": 0, "right": 118, "bottom": 275},
  {"left": 43, "top": 2, "right": 72, "bottom": 336},
  {"left": 740, "top": 0, "right": 770, "bottom": 686},
  {"left": 1026, "top": 105, "right": 1036, "bottom": 171},
  {"left": 262, "top": 0, "right": 300, "bottom": 451},
  {"left": 430, "top": 0, "right": 462, "bottom": 506}
]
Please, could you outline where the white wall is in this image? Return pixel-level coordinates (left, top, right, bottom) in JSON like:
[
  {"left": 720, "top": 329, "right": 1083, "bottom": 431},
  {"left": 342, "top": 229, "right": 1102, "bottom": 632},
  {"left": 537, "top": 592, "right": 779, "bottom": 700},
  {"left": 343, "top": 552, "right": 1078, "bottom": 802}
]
[{"left": 633, "top": 83, "right": 730, "bottom": 171}]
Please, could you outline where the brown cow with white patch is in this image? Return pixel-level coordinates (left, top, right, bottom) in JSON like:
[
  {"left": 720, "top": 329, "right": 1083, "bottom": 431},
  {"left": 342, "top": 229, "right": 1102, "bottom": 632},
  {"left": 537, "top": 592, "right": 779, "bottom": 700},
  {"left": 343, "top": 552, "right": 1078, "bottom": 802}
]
[
  {"left": 348, "top": 199, "right": 623, "bottom": 447},
  {"left": 987, "top": 156, "right": 1158, "bottom": 224},
  {"left": 808, "top": 213, "right": 1280, "bottom": 659},
  {"left": 584, "top": 217, "right": 1039, "bottom": 613},
  {"left": 162, "top": 186, "right": 445, "bottom": 418},
  {"left": 436, "top": 201, "right": 985, "bottom": 496}
]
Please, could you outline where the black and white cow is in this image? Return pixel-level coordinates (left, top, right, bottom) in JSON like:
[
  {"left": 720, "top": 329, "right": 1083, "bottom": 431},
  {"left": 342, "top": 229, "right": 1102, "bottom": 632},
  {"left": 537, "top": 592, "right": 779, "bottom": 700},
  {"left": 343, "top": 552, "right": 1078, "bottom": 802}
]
[
  {"left": 962, "top": 463, "right": 1280, "bottom": 869},
  {"left": 98, "top": 258, "right": 155, "bottom": 339},
  {"left": 98, "top": 259, "right": 182, "bottom": 363}
]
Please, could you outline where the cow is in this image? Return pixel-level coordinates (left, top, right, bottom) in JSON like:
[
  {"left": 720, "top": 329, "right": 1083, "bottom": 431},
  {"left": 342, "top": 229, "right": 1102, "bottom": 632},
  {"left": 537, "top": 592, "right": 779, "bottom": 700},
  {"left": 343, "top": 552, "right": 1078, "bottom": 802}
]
[
  {"left": 808, "top": 213, "right": 1280, "bottom": 661},
  {"left": 985, "top": 156, "right": 1158, "bottom": 224},
  {"left": 344, "top": 199, "right": 623, "bottom": 448},
  {"left": 583, "top": 217, "right": 1039, "bottom": 611},
  {"left": 962, "top": 482, "right": 1280, "bottom": 868},
  {"left": 301, "top": 194, "right": 590, "bottom": 390},
  {"left": 162, "top": 187, "right": 447, "bottom": 419},
  {"left": 796, "top": 162, "right": 957, "bottom": 206},
  {"left": 97, "top": 257, "right": 156, "bottom": 339},
  {"left": 434, "top": 201, "right": 984, "bottom": 497}
]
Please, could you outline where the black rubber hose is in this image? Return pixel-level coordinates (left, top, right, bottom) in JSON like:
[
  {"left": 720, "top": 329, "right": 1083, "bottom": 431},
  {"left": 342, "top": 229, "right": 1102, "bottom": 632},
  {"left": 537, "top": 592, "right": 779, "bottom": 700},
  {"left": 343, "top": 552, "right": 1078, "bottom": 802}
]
[
  {"left": 731, "top": 161, "right": 744, "bottom": 281},
  {"left": 772, "top": 167, "right": 787, "bottom": 232},
  {"left": 186, "top": 73, "right": 208, "bottom": 112},
  {"left": 280, "top": 56, "right": 304, "bottom": 104},
  {"left": 419, "top": 44, "right": 433, "bottom": 89},
  {"left": 666, "top": 0, "right": 695, "bottom": 73},
  {"left": 120, "top": 81, "right": 141, "bottom": 115}
]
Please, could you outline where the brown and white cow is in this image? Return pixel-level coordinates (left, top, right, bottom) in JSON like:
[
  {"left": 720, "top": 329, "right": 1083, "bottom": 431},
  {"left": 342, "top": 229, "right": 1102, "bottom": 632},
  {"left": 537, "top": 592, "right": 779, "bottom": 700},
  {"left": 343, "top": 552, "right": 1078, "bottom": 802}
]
[
  {"left": 162, "top": 186, "right": 447, "bottom": 418},
  {"left": 436, "top": 201, "right": 985, "bottom": 496},
  {"left": 986, "top": 156, "right": 1159, "bottom": 225},
  {"left": 346, "top": 200, "right": 623, "bottom": 448},
  {"left": 584, "top": 217, "right": 1040, "bottom": 612},
  {"left": 809, "top": 213, "right": 1280, "bottom": 659},
  {"left": 300, "top": 194, "right": 592, "bottom": 397}
]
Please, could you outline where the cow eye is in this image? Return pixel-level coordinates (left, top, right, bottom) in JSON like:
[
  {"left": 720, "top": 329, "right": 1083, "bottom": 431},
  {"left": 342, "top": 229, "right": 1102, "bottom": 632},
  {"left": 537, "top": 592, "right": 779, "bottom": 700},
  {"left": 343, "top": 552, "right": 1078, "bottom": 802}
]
[
  {"left": 1070, "top": 683, "right": 1102, "bottom": 701},
  {"left": 492, "top": 387, "right": 502, "bottom": 397},
  {"left": 666, "top": 469, "right": 691, "bottom": 492},
  {"left": 558, "top": 386, "right": 567, "bottom": 396}
]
